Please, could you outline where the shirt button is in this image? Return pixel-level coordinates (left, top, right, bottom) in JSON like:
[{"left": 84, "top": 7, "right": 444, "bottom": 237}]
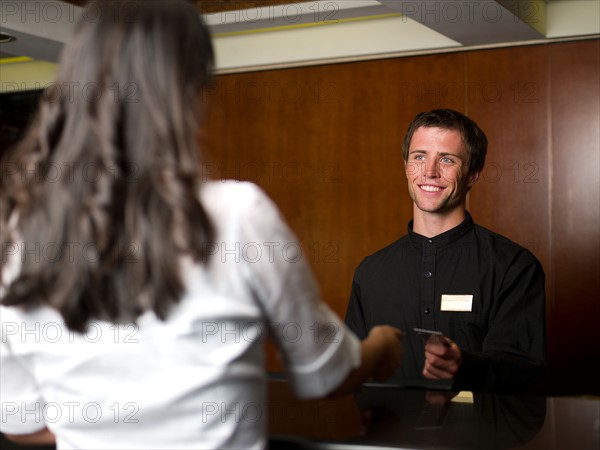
[
  {"left": 424, "top": 308, "right": 431, "bottom": 315},
  {"left": 424, "top": 271, "right": 432, "bottom": 278}
]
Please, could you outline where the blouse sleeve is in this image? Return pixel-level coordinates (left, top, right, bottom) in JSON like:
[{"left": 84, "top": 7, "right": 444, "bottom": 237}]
[
  {"left": 1, "top": 217, "right": 47, "bottom": 434},
  {"left": 236, "top": 184, "right": 361, "bottom": 399},
  {"left": 1, "top": 310, "right": 48, "bottom": 435}
]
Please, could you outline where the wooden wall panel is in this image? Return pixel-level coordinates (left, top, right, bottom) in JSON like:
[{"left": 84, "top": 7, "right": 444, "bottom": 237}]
[
  {"left": 464, "top": 45, "right": 553, "bottom": 384},
  {"left": 200, "top": 39, "right": 600, "bottom": 393},
  {"left": 466, "top": 46, "right": 551, "bottom": 269},
  {"left": 549, "top": 40, "right": 600, "bottom": 388},
  {"left": 201, "top": 53, "right": 466, "bottom": 320}
]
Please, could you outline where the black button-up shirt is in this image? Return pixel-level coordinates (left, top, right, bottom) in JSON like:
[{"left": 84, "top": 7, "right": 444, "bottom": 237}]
[{"left": 345, "top": 213, "right": 546, "bottom": 393}]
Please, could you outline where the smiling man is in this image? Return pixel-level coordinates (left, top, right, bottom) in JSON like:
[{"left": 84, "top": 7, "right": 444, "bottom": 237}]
[{"left": 345, "top": 109, "right": 546, "bottom": 393}]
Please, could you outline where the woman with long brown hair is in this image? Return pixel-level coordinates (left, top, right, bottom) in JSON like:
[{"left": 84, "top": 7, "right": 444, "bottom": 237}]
[{"left": 0, "top": 1, "right": 403, "bottom": 448}]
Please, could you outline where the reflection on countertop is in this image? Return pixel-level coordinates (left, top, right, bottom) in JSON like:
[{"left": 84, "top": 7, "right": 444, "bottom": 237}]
[{"left": 268, "top": 376, "right": 600, "bottom": 450}]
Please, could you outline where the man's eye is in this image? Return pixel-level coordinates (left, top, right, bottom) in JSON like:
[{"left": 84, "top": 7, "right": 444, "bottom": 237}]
[
  {"left": 441, "top": 157, "right": 453, "bottom": 164},
  {"left": 413, "top": 155, "right": 425, "bottom": 161}
]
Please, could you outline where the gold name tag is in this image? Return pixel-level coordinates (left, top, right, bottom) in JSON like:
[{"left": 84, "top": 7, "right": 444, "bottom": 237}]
[{"left": 441, "top": 294, "right": 473, "bottom": 312}]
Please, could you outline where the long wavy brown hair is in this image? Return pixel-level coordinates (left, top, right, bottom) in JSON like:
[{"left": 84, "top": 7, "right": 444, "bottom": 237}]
[{"left": 0, "top": 0, "right": 214, "bottom": 332}]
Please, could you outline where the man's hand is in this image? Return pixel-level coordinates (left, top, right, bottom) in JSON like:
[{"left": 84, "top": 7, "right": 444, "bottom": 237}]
[{"left": 423, "top": 336, "right": 462, "bottom": 380}]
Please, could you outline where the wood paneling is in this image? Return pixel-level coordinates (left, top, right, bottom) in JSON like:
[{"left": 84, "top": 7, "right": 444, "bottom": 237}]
[
  {"left": 465, "top": 45, "right": 553, "bottom": 383},
  {"left": 201, "top": 39, "right": 600, "bottom": 393},
  {"left": 201, "top": 53, "right": 466, "bottom": 320},
  {"left": 466, "top": 45, "right": 551, "bottom": 268},
  {"left": 549, "top": 40, "right": 600, "bottom": 389}
]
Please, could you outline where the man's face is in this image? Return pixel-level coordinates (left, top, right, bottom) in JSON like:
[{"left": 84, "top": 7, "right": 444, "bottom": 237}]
[{"left": 404, "top": 126, "right": 479, "bottom": 216}]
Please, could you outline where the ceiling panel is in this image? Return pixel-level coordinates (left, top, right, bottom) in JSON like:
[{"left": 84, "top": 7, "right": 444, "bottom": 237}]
[{"left": 1, "top": 0, "right": 598, "bottom": 91}]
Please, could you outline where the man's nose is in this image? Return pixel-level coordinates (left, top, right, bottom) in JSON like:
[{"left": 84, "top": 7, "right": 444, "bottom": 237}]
[{"left": 424, "top": 159, "right": 440, "bottom": 179}]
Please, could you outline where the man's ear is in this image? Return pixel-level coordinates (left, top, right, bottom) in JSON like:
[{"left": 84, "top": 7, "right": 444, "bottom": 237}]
[{"left": 468, "top": 170, "right": 480, "bottom": 187}]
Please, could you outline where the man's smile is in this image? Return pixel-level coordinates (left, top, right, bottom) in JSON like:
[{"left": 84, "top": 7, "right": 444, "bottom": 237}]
[{"left": 419, "top": 184, "right": 444, "bottom": 193}]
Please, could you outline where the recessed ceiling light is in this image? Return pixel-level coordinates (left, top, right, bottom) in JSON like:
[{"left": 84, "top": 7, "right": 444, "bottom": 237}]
[{"left": 0, "top": 33, "right": 16, "bottom": 44}]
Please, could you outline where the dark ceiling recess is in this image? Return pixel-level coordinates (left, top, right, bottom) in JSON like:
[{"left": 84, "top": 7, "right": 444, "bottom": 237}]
[
  {"left": 0, "top": 33, "right": 16, "bottom": 44},
  {"left": 0, "top": 89, "right": 43, "bottom": 154},
  {"left": 61, "top": 0, "right": 315, "bottom": 14}
]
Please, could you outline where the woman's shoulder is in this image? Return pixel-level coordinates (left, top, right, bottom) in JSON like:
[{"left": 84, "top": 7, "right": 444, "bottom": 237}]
[
  {"left": 200, "top": 180, "right": 266, "bottom": 207},
  {"left": 199, "top": 180, "right": 276, "bottom": 228}
]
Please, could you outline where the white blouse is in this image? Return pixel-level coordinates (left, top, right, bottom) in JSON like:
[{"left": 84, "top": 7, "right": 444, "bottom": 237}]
[{"left": 0, "top": 181, "right": 360, "bottom": 449}]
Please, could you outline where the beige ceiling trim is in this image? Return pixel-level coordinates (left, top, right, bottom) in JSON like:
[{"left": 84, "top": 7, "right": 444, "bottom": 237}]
[
  {"left": 212, "top": 12, "right": 402, "bottom": 37},
  {"left": 547, "top": 0, "right": 600, "bottom": 38},
  {"left": 212, "top": 14, "right": 460, "bottom": 71},
  {"left": 214, "top": 34, "right": 599, "bottom": 75}
]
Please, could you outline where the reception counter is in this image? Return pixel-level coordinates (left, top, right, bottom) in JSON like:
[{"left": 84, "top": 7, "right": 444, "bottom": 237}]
[
  {"left": 2, "top": 375, "right": 598, "bottom": 449},
  {"left": 268, "top": 376, "right": 600, "bottom": 450}
]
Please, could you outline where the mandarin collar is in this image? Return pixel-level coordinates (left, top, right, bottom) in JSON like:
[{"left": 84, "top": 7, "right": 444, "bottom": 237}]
[{"left": 408, "top": 212, "right": 474, "bottom": 249}]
